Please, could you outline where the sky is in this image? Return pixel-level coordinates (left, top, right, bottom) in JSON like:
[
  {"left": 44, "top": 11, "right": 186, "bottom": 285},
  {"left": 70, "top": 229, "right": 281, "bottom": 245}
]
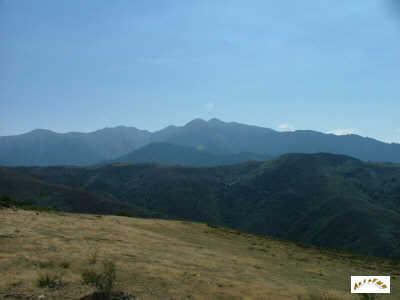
[{"left": 0, "top": 0, "right": 399, "bottom": 143}]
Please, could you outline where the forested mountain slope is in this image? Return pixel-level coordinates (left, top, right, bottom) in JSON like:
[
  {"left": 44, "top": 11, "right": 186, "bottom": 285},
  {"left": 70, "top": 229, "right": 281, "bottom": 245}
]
[{"left": 3, "top": 153, "right": 399, "bottom": 258}]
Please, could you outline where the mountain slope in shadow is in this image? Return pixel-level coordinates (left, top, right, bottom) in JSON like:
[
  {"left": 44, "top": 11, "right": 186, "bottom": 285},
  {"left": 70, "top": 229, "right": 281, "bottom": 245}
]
[{"left": 112, "top": 142, "right": 272, "bottom": 166}]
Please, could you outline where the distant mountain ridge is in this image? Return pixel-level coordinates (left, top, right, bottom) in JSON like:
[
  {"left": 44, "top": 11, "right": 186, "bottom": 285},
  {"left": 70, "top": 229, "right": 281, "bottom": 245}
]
[
  {"left": 0, "top": 126, "right": 151, "bottom": 166},
  {"left": 1, "top": 118, "right": 399, "bottom": 166}
]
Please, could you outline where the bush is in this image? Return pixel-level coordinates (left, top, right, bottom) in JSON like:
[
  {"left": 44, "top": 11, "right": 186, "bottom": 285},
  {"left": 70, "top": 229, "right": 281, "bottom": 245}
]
[
  {"left": 36, "top": 258, "right": 70, "bottom": 269},
  {"left": 0, "top": 195, "right": 53, "bottom": 211},
  {"left": 59, "top": 260, "right": 70, "bottom": 269},
  {"left": 36, "top": 273, "right": 63, "bottom": 289},
  {"left": 117, "top": 211, "right": 135, "bottom": 218},
  {"left": 206, "top": 223, "right": 218, "bottom": 229},
  {"left": 37, "top": 260, "right": 55, "bottom": 269},
  {"left": 88, "top": 248, "right": 98, "bottom": 265},
  {"left": 0, "top": 196, "right": 17, "bottom": 208},
  {"left": 82, "top": 260, "right": 117, "bottom": 299}
]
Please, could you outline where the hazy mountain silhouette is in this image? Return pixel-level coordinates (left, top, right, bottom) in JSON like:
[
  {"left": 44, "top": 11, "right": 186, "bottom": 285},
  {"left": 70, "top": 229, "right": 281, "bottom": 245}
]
[
  {"left": 113, "top": 142, "right": 271, "bottom": 167},
  {"left": 0, "top": 126, "right": 150, "bottom": 166},
  {"left": 151, "top": 119, "right": 400, "bottom": 162},
  {"left": 1, "top": 118, "right": 399, "bottom": 166}
]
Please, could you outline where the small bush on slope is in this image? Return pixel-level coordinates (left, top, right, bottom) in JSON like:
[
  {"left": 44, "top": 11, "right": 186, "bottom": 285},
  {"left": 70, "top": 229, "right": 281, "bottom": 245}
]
[{"left": 82, "top": 260, "right": 117, "bottom": 299}]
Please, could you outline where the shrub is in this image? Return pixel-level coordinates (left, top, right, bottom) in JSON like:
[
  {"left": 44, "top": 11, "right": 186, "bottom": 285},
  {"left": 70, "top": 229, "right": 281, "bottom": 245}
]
[
  {"left": 82, "top": 260, "right": 117, "bottom": 299},
  {"left": 0, "top": 195, "right": 53, "bottom": 211},
  {"left": 0, "top": 196, "right": 14, "bottom": 208},
  {"left": 36, "top": 273, "right": 63, "bottom": 289},
  {"left": 88, "top": 248, "right": 98, "bottom": 265},
  {"left": 37, "top": 260, "right": 55, "bottom": 269},
  {"left": 206, "top": 223, "right": 218, "bottom": 229},
  {"left": 117, "top": 211, "right": 135, "bottom": 218},
  {"left": 59, "top": 260, "right": 70, "bottom": 269}
]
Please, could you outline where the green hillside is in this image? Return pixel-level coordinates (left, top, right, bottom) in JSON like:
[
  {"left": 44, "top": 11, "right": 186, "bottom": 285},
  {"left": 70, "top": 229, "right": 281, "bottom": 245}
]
[{"left": 2, "top": 153, "right": 400, "bottom": 259}]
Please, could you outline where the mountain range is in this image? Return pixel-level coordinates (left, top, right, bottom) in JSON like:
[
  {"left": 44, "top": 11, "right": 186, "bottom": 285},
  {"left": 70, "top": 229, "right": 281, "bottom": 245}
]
[
  {"left": 2, "top": 153, "right": 400, "bottom": 258},
  {"left": 1, "top": 118, "right": 400, "bottom": 166}
]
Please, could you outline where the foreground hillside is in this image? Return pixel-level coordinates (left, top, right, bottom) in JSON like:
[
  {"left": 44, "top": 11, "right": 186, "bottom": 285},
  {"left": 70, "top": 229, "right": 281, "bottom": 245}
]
[
  {"left": 3, "top": 153, "right": 400, "bottom": 259},
  {"left": 0, "top": 209, "right": 399, "bottom": 299}
]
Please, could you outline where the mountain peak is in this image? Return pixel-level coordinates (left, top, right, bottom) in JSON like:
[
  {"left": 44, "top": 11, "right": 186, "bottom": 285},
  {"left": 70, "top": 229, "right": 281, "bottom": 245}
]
[
  {"left": 184, "top": 118, "right": 226, "bottom": 128},
  {"left": 208, "top": 118, "right": 225, "bottom": 125},
  {"left": 29, "top": 129, "right": 56, "bottom": 136},
  {"left": 95, "top": 125, "right": 142, "bottom": 132},
  {"left": 185, "top": 118, "right": 208, "bottom": 128}
]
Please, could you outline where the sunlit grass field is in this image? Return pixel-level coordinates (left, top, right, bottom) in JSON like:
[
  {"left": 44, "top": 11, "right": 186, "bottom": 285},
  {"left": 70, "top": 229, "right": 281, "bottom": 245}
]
[{"left": 0, "top": 209, "right": 398, "bottom": 299}]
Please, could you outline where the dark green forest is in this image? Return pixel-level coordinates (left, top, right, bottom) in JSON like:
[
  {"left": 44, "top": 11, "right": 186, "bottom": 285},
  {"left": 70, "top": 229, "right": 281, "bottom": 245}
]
[{"left": 1, "top": 153, "right": 400, "bottom": 259}]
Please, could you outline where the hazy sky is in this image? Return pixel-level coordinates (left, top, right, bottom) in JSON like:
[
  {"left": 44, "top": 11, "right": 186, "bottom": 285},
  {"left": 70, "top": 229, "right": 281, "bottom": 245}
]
[{"left": 1, "top": 0, "right": 399, "bottom": 142}]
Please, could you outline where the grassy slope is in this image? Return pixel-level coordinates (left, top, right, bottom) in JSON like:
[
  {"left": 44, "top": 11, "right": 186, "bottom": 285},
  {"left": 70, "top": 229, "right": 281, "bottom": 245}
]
[{"left": 0, "top": 209, "right": 399, "bottom": 300}]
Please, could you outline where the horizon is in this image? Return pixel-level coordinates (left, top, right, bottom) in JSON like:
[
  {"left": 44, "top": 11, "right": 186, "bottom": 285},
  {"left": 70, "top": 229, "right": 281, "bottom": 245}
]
[
  {"left": 1, "top": 117, "right": 399, "bottom": 145},
  {"left": 1, "top": 1, "right": 399, "bottom": 142}
]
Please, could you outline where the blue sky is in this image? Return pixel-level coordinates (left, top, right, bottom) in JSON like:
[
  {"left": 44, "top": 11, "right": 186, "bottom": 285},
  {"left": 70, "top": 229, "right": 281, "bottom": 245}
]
[{"left": 1, "top": 0, "right": 399, "bottom": 142}]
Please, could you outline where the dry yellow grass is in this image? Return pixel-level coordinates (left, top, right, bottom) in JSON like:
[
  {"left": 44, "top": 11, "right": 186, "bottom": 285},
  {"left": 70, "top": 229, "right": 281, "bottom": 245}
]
[{"left": 0, "top": 209, "right": 398, "bottom": 300}]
